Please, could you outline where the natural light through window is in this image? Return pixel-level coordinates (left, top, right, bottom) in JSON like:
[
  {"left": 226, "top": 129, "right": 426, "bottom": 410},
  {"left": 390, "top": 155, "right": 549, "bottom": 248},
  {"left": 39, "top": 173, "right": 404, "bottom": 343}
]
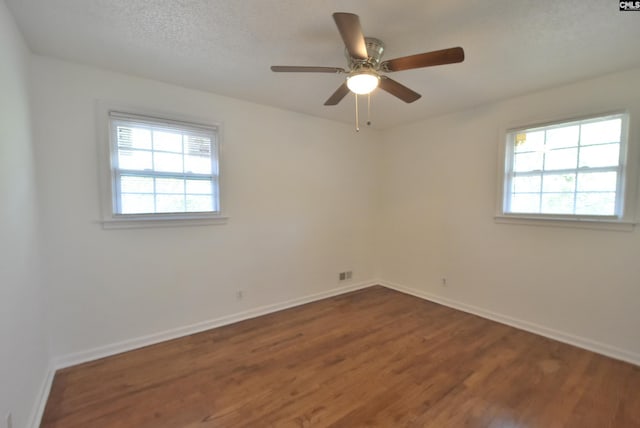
[
  {"left": 502, "top": 113, "right": 628, "bottom": 219},
  {"left": 109, "top": 112, "right": 220, "bottom": 217}
]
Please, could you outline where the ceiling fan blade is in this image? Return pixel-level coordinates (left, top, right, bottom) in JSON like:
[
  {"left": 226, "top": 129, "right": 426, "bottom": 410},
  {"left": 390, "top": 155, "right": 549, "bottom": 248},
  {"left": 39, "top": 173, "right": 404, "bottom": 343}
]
[
  {"left": 271, "top": 66, "right": 345, "bottom": 73},
  {"left": 333, "top": 12, "right": 368, "bottom": 60},
  {"left": 379, "top": 76, "right": 421, "bottom": 103},
  {"left": 380, "top": 47, "right": 464, "bottom": 72},
  {"left": 324, "top": 82, "right": 350, "bottom": 105}
]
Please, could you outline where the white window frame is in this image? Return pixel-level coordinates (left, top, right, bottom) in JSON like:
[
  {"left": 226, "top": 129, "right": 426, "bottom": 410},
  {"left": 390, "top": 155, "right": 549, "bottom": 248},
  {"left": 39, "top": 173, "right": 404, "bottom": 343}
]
[
  {"left": 496, "top": 111, "right": 637, "bottom": 231},
  {"left": 97, "top": 103, "right": 227, "bottom": 229}
]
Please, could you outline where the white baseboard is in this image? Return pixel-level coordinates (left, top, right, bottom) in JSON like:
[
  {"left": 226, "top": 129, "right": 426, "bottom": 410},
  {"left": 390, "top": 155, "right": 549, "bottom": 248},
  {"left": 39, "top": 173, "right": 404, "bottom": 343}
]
[
  {"left": 36, "top": 278, "right": 638, "bottom": 428},
  {"left": 34, "top": 281, "right": 373, "bottom": 427},
  {"left": 28, "top": 364, "right": 55, "bottom": 428},
  {"left": 53, "top": 280, "right": 376, "bottom": 370},
  {"left": 380, "top": 280, "right": 640, "bottom": 367}
]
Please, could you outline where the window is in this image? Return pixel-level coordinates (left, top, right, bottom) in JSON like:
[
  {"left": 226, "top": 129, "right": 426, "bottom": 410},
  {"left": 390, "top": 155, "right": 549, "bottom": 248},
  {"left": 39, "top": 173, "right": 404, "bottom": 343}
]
[
  {"left": 105, "top": 111, "right": 222, "bottom": 224},
  {"left": 499, "top": 112, "right": 634, "bottom": 225}
]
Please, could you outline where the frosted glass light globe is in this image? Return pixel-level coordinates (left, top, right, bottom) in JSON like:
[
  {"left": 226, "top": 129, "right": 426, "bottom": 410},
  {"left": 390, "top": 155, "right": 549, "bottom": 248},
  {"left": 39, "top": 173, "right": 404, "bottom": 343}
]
[{"left": 347, "top": 71, "right": 380, "bottom": 94}]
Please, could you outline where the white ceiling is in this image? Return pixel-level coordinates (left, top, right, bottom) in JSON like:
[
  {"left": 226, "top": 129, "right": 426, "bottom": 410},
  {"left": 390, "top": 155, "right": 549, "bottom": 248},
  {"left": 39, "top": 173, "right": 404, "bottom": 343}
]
[{"left": 7, "top": 0, "right": 640, "bottom": 129}]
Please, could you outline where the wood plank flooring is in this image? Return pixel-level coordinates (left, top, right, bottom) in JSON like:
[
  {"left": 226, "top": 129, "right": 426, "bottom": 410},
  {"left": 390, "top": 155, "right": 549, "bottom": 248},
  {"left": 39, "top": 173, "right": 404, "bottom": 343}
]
[{"left": 41, "top": 286, "right": 640, "bottom": 427}]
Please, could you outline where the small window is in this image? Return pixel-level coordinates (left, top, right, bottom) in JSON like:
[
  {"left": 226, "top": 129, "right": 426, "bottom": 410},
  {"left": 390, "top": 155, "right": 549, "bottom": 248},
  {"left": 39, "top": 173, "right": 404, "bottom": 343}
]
[
  {"left": 501, "top": 113, "right": 630, "bottom": 220},
  {"left": 107, "top": 112, "right": 221, "bottom": 220}
]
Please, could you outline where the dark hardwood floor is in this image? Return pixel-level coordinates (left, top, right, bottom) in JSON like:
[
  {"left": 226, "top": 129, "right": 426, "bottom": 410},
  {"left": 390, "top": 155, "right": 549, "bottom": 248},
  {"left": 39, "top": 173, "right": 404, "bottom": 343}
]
[{"left": 41, "top": 286, "right": 640, "bottom": 427}]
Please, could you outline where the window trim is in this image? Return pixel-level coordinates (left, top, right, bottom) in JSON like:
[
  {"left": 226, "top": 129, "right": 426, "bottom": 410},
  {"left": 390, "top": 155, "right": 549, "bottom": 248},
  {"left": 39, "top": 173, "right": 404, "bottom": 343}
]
[
  {"left": 97, "top": 102, "right": 227, "bottom": 229},
  {"left": 495, "top": 110, "right": 637, "bottom": 230}
]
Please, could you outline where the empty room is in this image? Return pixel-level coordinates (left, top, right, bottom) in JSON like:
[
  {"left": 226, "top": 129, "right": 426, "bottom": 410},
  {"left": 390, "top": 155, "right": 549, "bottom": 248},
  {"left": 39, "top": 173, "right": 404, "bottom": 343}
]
[{"left": 2, "top": 0, "right": 640, "bottom": 427}]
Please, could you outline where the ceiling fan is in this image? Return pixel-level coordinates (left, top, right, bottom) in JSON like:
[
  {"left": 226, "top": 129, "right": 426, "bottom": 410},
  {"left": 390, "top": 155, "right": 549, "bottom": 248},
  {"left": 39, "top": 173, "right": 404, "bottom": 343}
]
[{"left": 271, "top": 12, "right": 465, "bottom": 106}]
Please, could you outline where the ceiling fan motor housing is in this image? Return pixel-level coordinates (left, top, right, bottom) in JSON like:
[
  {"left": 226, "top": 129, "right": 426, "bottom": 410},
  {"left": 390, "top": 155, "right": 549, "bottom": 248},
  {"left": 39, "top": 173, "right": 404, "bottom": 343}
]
[{"left": 346, "top": 37, "right": 385, "bottom": 69}]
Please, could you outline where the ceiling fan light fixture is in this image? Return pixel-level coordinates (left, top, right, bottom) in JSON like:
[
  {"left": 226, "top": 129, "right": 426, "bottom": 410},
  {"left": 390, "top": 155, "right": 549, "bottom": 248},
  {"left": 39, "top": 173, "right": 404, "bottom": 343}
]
[{"left": 346, "top": 70, "right": 379, "bottom": 94}]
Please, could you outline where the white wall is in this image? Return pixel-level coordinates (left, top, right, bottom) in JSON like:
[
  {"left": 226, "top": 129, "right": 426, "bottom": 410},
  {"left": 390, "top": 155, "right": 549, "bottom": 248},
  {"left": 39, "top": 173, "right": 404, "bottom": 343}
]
[
  {"left": 0, "top": 1, "right": 50, "bottom": 427},
  {"left": 380, "top": 68, "right": 640, "bottom": 360},
  {"left": 16, "top": 24, "right": 640, "bottom": 424},
  {"left": 28, "top": 55, "right": 640, "bottom": 369},
  {"left": 30, "top": 56, "right": 381, "bottom": 360}
]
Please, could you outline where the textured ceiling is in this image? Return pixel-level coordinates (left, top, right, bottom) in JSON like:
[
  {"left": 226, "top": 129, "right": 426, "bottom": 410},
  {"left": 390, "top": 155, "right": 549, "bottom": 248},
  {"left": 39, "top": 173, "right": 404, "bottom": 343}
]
[{"left": 7, "top": 0, "right": 640, "bottom": 129}]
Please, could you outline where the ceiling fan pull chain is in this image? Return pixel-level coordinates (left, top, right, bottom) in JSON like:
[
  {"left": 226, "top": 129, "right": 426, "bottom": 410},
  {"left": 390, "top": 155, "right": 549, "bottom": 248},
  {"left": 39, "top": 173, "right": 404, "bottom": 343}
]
[
  {"left": 367, "top": 93, "right": 371, "bottom": 126},
  {"left": 355, "top": 93, "right": 360, "bottom": 132}
]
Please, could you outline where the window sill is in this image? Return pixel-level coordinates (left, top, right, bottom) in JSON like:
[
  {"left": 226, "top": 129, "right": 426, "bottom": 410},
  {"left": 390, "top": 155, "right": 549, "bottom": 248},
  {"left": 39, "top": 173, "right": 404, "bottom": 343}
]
[
  {"left": 101, "top": 214, "right": 229, "bottom": 229},
  {"left": 494, "top": 214, "right": 635, "bottom": 232}
]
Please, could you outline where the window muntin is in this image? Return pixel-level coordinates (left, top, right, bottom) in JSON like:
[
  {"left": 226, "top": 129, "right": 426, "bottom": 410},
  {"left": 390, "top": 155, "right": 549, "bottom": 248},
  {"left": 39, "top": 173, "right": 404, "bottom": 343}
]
[
  {"left": 503, "top": 114, "right": 627, "bottom": 218},
  {"left": 109, "top": 112, "right": 220, "bottom": 217}
]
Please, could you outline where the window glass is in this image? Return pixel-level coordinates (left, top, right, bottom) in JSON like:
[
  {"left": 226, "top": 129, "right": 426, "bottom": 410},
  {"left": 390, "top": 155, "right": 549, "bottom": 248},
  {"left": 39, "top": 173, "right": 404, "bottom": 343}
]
[
  {"left": 110, "top": 113, "right": 220, "bottom": 216},
  {"left": 504, "top": 113, "right": 626, "bottom": 218}
]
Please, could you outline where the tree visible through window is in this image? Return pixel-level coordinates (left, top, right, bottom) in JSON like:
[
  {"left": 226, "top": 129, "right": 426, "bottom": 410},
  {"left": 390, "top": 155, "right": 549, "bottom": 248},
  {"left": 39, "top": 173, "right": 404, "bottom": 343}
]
[
  {"left": 503, "top": 113, "right": 628, "bottom": 218},
  {"left": 109, "top": 112, "right": 220, "bottom": 216}
]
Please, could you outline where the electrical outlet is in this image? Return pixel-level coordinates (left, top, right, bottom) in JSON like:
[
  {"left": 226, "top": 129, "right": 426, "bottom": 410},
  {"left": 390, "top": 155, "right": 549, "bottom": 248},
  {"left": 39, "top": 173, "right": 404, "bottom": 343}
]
[
  {"left": 345, "top": 271, "right": 353, "bottom": 280},
  {"left": 6, "top": 412, "right": 12, "bottom": 428},
  {"left": 441, "top": 277, "right": 447, "bottom": 286},
  {"left": 236, "top": 290, "right": 244, "bottom": 300}
]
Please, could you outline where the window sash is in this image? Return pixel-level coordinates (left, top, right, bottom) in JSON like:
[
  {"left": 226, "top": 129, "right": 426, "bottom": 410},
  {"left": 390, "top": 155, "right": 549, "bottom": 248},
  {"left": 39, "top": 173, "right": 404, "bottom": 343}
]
[
  {"left": 109, "top": 112, "right": 220, "bottom": 216},
  {"left": 503, "top": 113, "right": 627, "bottom": 218}
]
